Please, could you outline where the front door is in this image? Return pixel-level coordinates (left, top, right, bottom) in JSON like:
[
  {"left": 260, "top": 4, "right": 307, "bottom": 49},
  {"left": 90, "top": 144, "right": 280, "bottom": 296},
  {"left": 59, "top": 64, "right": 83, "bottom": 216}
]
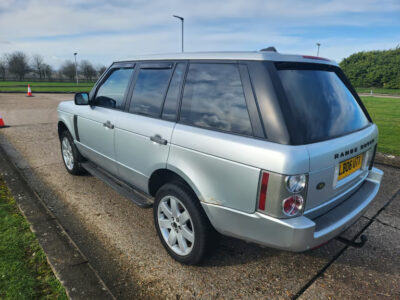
[
  {"left": 75, "top": 66, "right": 135, "bottom": 175},
  {"left": 115, "top": 62, "right": 186, "bottom": 192}
]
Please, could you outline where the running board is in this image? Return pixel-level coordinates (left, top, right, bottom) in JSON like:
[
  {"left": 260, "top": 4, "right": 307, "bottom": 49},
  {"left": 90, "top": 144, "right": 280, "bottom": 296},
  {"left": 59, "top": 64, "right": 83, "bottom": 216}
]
[{"left": 81, "top": 162, "right": 153, "bottom": 208}]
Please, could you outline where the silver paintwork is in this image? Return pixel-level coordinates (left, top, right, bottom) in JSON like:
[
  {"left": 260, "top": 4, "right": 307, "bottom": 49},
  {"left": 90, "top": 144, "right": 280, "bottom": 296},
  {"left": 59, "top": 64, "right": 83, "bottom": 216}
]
[
  {"left": 74, "top": 105, "right": 118, "bottom": 175},
  {"left": 157, "top": 195, "right": 194, "bottom": 256},
  {"left": 201, "top": 168, "right": 382, "bottom": 251},
  {"left": 114, "top": 111, "right": 175, "bottom": 193},
  {"left": 57, "top": 52, "right": 383, "bottom": 252},
  {"left": 116, "top": 51, "right": 338, "bottom": 66},
  {"left": 304, "top": 124, "right": 378, "bottom": 216}
]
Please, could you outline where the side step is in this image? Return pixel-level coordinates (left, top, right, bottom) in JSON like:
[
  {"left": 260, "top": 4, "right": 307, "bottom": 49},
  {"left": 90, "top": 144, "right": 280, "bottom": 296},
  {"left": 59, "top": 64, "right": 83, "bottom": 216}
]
[{"left": 81, "top": 161, "right": 153, "bottom": 208}]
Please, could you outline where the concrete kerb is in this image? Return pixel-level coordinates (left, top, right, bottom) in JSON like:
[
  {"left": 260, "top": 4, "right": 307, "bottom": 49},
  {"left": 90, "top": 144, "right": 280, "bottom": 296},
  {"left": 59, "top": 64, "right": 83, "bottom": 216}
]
[
  {"left": 0, "top": 135, "right": 115, "bottom": 300},
  {"left": 375, "top": 152, "right": 400, "bottom": 169}
]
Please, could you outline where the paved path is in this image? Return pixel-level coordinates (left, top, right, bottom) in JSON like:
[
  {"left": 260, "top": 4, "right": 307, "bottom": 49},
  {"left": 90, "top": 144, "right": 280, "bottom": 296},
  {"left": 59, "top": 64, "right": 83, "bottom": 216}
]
[{"left": 0, "top": 93, "right": 399, "bottom": 299}]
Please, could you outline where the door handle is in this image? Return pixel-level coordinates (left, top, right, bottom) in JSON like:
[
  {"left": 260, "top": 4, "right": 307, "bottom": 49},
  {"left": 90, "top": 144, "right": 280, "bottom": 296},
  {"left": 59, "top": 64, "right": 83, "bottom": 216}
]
[
  {"left": 150, "top": 134, "right": 168, "bottom": 145},
  {"left": 103, "top": 120, "right": 114, "bottom": 129}
]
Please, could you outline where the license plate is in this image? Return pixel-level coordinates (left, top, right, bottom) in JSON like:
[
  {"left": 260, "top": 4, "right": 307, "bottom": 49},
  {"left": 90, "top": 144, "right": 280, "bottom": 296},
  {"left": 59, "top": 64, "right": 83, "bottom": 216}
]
[{"left": 338, "top": 154, "right": 363, "bottom": 181}]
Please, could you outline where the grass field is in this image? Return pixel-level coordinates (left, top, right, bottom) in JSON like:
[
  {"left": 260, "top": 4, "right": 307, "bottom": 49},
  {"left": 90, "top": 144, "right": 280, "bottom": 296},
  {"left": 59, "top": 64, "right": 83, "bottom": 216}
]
[
  {"left": 0, "top": 178, "right": 67, "bottom": 299},
  {"left": 0, "top": 81, "right": 94, "bottom": 93},
  {"left": 356, "top": 87, "right": 400, "bottom": 95},
  {"left": 361, "top": 96, "right": 400, "bottom": 156}
]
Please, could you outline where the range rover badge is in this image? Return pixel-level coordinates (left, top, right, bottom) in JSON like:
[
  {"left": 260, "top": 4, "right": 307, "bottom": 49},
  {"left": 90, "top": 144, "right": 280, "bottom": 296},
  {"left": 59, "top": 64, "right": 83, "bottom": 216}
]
[{"left": 317, "top": 182, "right": 325, "bottom": 190}]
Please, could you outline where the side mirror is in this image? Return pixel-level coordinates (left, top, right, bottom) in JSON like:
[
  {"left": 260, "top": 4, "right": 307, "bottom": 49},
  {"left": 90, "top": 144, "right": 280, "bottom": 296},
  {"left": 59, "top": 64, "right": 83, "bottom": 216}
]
[{"left": 74, "top": 92, "right": 89, "bottom": 105}]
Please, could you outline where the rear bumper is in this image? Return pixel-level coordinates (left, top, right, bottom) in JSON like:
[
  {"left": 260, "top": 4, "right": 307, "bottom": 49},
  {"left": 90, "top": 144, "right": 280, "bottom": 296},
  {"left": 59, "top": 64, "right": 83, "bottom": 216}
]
[{"left": 201, "top": 167, "right": 383, "bottom": 251}]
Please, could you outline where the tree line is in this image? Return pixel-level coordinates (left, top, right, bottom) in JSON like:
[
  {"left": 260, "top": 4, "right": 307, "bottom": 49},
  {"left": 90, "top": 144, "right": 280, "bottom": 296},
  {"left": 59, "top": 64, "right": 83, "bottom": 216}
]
[
  {"left": 0, "top": 51, "right": 107, "bottom": 82},
  {"left": 340, "top": 46, "right": 400, "bottom": 89}
]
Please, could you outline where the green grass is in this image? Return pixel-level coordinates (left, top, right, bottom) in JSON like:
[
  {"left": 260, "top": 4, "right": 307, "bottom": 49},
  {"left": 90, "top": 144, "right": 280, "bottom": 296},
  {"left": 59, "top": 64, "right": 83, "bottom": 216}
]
[
  {"left": 0, "top": 81, "right": 93, "bottom": 86},
  {"left": 0, "top": 81, "right": 94, "bottom": 93},
  {"left": 0, "top": 178, "right": 67, "bottom": 299},
  {"left": 356, "top": 87, "right": 400, "bottom": 95},
  {"left": 361, "top": 96, "right": 400, "bottom": 156},
  {"left": 0, "top": 86, "right": 92, "bottom": 92}
]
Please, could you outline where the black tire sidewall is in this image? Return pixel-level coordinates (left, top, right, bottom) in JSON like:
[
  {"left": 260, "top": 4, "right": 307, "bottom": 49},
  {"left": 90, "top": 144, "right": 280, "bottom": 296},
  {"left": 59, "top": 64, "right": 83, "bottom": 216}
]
[{"left": 154, "top": 182, "right": 212, "bottom": 265}]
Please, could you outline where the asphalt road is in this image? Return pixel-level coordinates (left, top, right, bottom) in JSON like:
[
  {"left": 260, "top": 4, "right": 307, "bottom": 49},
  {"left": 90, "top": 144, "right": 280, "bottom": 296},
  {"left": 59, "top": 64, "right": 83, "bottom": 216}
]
[{"left": 0, "top": 93, "right": 399, "bottom": 299}]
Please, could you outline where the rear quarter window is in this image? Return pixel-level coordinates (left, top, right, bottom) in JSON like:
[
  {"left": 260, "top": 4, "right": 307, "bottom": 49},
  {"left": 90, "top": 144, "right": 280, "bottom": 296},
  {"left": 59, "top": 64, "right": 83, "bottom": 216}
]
[{"left": 180, "top": 63, "right": 253, "bottom": 136}]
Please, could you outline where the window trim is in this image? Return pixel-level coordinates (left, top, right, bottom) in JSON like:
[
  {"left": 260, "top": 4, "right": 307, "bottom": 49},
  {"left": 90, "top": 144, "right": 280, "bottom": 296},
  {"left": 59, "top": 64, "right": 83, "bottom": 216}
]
[
  {"left": 176, "top": 61, "right": 256, "bottom": 138},
  {"left": 140, "top": 62, "right": 174, "bottom": 69},
  {"left": 90, "top": 63, "right": 136, "bottom": 111},
  {"left": 124, "top": 61, "right": 176, "bottom": 119},
  {"left": 238, "top": 63, "right": 265, "bottom": 138},
  {"left": 160, "top": 62, "right": 188, "bottom": 122}
]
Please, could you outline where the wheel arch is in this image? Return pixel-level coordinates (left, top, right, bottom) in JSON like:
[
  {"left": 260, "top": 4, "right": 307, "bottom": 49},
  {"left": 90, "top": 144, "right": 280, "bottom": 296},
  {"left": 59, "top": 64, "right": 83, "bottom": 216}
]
[
  {"left": 57, "top": 113, "right": 76, "bottom": 141},
  {"left": 148, "top": 167, "right": 202, "bottom": 201}
]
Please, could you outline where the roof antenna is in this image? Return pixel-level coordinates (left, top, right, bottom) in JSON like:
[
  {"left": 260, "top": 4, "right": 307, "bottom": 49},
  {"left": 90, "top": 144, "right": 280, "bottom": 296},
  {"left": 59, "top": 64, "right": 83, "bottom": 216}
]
[{"left": 260, "top": 46, "right": 277, "bottom": 52}]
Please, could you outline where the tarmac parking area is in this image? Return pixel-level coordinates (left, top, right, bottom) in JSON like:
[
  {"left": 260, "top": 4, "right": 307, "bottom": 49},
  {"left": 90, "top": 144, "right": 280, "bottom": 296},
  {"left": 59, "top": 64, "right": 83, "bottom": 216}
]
[{"left": 0, "top": 93, "right": 399, "bottom": 299}]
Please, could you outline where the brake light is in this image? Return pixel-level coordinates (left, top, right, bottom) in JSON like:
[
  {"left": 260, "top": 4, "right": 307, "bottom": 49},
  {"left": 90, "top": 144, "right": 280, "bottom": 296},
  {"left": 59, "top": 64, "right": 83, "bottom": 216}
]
[
  {"left": 258, "top": 172, "right": 269, "bottom": 210},
  {"left": 282, "top": 195, "right": 304, "bottom": 216},
  {"left": 302, "top": 55, "right": 330, "bottom": 61}
]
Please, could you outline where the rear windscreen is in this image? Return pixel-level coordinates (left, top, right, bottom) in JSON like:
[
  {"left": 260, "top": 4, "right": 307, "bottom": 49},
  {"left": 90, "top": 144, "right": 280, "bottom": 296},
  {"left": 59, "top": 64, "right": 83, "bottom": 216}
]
[{"left": 276, "top": 65, "right": 370, "bottom": 144}]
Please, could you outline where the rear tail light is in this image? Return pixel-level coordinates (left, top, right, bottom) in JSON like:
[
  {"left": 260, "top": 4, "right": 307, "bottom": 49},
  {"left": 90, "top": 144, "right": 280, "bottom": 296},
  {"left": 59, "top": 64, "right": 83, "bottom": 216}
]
[
  {"left": 282, "top": 195, "right": 304, "bottom": 216},
  {"left": 258, "top": 172, "right": 269, "bottom": 210},
  {"left": 257, "top": 171, "right": 307, "bottom": 218},
  {"left": 286, "top": 175, "right": 306, "bottom": 193}
]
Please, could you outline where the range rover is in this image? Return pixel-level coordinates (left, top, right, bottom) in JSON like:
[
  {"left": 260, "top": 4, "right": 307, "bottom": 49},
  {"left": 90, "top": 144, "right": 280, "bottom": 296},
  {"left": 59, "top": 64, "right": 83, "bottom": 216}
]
[{"left": 57, "top": 50, "right": 383, "bottom": 264}]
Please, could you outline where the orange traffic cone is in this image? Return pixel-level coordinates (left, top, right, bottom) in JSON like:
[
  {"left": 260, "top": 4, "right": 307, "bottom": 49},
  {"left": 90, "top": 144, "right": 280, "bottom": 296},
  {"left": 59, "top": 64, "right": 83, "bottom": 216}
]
[
  {"left": 0, "top": 115, "right": 5, "bottom": 128},
  {"left": 27, "top": 84, "right": 33, "bottom": 97}
]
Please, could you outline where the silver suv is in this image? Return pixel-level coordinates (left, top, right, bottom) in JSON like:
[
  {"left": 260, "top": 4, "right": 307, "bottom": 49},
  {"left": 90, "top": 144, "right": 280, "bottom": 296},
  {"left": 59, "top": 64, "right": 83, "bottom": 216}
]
[{"left": 57, "top": 51, "right": 383, "bottom": 264}]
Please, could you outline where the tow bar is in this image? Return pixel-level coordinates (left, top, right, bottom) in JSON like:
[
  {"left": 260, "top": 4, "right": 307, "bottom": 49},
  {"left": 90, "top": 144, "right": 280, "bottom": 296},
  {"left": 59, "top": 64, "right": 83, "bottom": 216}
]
[{"left": 336, "top": 234, "right": 368, "bottom": 248}]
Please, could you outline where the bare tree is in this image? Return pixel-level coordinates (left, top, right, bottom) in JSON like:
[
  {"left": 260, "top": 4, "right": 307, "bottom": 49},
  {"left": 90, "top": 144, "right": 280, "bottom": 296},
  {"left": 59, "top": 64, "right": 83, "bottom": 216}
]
[
  {"left": 97, "top": 65, "right": 107, "bottom": 77},
  {"left": 0, "top": 57, "right": 6, "bottom": 80},
  {"left": 80, "top": 60, "right": 96, "bottom": 81},
  {"left": 41, "top": 63, "right": 53, "bottom": 80},
  {"left": 6, "top": 51, "right": 30, "bottom": 80},
  {"left": 32, "top": 54, "right": 44, "bottom": 80},
  {"left": 60, "top": 60, "right": 76, "bottom": 80}
]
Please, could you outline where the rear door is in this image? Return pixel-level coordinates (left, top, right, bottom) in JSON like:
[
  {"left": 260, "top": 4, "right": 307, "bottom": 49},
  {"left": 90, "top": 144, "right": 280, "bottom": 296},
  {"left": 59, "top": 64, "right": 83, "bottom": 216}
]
[
  {"left": 168, "top": 62, "right": 264, "bottom": 213},
  {"left": 75, "top": 64, "right": 135, "bottom": 175},
  {"left": 114, "top": 62, "right": 186, "bottom": 192}
]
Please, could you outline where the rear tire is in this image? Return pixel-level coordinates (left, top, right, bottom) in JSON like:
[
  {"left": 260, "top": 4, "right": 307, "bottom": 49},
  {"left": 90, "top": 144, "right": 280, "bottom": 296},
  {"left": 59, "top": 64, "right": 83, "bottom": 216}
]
[
  {"left": 60, "top": 130, "right": 84, "bottom": 175},
  {"left": 154, "top": 182, "right": 216, "bottom": 265}
]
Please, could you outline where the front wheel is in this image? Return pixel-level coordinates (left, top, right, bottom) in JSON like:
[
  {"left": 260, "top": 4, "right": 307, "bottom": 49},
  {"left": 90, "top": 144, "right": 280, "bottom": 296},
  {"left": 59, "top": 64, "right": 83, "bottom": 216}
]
[
  {"left": 60, "top": 130, "right": 84, "bottom": 175},
  {"left": 154, "top": 182, "right": 216, "bottom": 265}
]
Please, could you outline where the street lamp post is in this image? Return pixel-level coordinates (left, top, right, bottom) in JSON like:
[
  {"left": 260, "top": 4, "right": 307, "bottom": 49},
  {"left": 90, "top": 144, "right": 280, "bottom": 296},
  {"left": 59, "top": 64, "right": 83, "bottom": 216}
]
[
  {"left": 316, "top": 43, "right": 321, "bottom": 57},
  {"left": 74, "top": 52, "right": 79, "bottom": 85},
  {"left": 173, "top": 15, "right": 184, "bottom": 52}
]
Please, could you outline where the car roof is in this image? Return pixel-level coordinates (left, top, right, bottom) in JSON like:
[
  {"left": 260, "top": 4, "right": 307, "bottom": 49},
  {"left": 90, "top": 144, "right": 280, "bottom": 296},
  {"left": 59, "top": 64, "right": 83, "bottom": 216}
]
[{"left": 114, "top": 51, "right": 338, "bottom": 66}]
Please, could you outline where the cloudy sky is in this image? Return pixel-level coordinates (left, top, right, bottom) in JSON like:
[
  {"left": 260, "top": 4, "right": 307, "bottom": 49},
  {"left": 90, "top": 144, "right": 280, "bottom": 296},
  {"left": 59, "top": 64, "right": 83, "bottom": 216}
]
[{"left": 0, "top": 0, "right": 399, "bottom": 69}]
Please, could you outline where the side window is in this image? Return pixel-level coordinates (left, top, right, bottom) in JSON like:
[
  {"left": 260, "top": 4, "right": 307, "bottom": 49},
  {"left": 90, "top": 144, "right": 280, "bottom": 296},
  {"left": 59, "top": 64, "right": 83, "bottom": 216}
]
[
  {"left": 93, "top": 68, "right": 134, "bottom": 109},
  {"left": 129, "top": 67, "right": 172, "bottom": 117},
  {"left": 162, "top": 63, "right": 186, "bottom": 121},
  {"left": 180, "top": 63, "right": 253, "bottom": 136}
]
